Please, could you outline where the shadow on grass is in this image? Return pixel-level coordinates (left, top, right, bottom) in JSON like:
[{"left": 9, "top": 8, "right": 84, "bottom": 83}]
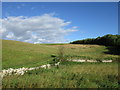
[{"left": 104, "top": 46, "right": 120, "bottom": 55}]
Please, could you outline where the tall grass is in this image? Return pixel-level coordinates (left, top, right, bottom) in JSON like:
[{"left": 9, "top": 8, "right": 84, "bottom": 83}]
[
  {"left": 2, "top": 62, "right": 118, "bottom": 88},
  {"left": 57, "top": 46, "right": 67, "bottom": 62}
]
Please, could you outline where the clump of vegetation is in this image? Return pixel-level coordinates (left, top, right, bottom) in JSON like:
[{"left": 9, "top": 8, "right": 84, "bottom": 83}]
[
  {"left": 96, "top": 54, "right": 104, "bottom": 62},
  {"left": 49, "top": 46, "right": 67, "bottom": 65},
  {"left": 49, "top": 54, "right": 59, "bottom": 65},
  {"left": 57, "top": 46, "right": 67, "bottom": 62},
  {"left": 70, "top": 34, "right": 120, "bottom": 47},
  {"left": 96, "top": 58, "right": 102, "bottom": 63}
]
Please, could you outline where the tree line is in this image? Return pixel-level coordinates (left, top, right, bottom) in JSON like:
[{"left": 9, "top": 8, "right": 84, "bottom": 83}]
[{"left": 70, "top": 34, "right": 120, "bottom": 47}]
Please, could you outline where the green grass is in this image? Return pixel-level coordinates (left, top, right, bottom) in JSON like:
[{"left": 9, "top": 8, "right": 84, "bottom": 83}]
[
  {"left": 2, "top": 62, "right": 118, "bottom": 88},
  {"left": 39, "top": 43, "right": 68, "bottom": 45},
  {"left": 2, "top": 40, "right": 119, "bottom": 69},
  {"left": 2, "top": 40, "right": 119, "bottom": 88},
  {"left": 2, "top": 40, "right": 58, "bottom": 69}
]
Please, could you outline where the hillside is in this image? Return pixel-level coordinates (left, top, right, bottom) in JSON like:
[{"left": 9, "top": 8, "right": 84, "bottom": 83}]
[
  {"left": 2, "top": 39, "right": 119, "bottom": 88},
  {"left": 2, "top": 40, "right": 58, "bottom": 69},
  {"left": 2, "top": 39, "right": 119, "bottom": 69}
]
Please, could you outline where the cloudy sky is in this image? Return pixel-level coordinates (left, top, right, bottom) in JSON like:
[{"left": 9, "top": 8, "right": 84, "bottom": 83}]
[{"left": 1, "top": 2, "right": 118, "bottom": 43}]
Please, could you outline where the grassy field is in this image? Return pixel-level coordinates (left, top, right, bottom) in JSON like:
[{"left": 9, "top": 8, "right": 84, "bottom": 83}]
[
  {"left": 2, "top": 40, "right": 119, "bottom": 69},
  {"left": 2, "top": 62, "right": 118, "bottom": 88},
  {"left": 2, "top": 40, "right": 119, "bottom": 88}
]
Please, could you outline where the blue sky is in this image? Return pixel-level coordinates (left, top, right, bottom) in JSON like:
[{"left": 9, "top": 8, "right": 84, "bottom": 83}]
[{"left": 2, "top": 2, "right": 118, "bottom": 43}]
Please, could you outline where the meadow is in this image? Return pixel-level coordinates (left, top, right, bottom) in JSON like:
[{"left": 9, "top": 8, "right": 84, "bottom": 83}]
[
  {"left": 2, "top": 40, "right": 119, "bottom": 69},
  {"left": 2, "top": 62, "right": 118, "bottom": 88},
  {"left": 2, "top": 40, "right": 119, "bottom": 88}
]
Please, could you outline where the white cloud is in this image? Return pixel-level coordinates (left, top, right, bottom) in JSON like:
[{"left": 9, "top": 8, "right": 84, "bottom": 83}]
[
  {"left": 1, "top": 14, "right": 78, "bottom": 43},
  {"left": 72, "top": 26, "right": 78, "bottom": 29}
]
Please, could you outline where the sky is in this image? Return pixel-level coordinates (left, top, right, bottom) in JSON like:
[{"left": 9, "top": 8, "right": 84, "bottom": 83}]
[{"left": 1, "top": 2, "right": 118, "bottom": 43}]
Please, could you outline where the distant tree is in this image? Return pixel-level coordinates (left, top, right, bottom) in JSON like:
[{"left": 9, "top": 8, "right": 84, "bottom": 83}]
[{"left": 70, "top": 34, "right": 120, "bottom": 47}]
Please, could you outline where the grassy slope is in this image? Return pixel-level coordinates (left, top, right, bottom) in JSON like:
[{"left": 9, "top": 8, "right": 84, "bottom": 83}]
[
  {"left": 2, "top": 40, "right": 119, "bottom": 69},
  {"left": 2, "top": 40, "right": 119, "bottom": 88},
  {"left": 2, "top": 40, "right": 58, "bottom": 69}
]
